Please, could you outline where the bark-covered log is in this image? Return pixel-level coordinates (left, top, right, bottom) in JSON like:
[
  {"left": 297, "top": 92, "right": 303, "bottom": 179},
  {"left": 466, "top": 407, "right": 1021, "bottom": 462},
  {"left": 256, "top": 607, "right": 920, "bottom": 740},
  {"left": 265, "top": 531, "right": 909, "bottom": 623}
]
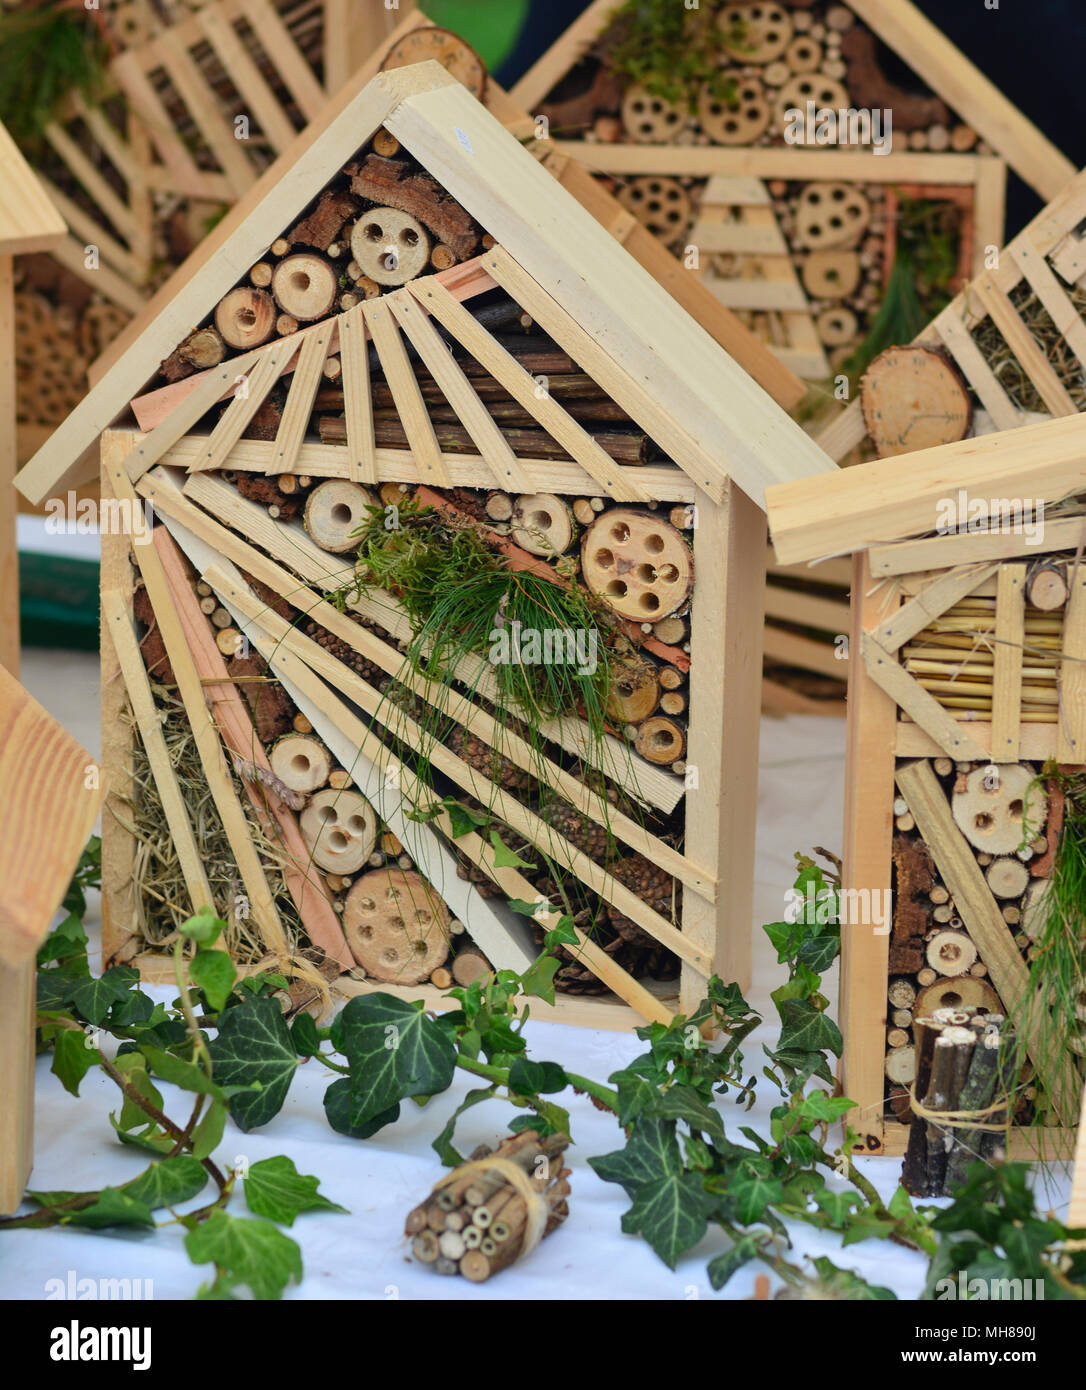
[{"left": 348, "top": 154, "right": 481, "bottom": 259}]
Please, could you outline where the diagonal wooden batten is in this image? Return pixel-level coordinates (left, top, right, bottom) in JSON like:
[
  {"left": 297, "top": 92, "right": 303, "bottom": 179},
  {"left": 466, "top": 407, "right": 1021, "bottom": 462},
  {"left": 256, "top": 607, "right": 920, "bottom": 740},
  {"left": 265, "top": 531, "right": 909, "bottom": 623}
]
[
  {"left": 1071, "top": 1081, "right": 1086, "bottom": 1231},
  {"left": 869, "top": 515, "right": 1086, "bottom": 577},
  {"left": 238, "top": 0, "right": 325, "bottom": 121},
  {"left": 874, "top": 563, "right": 1001, "bottom": 652},
  {"left": 971, "top": 274, "right": 1078, "bottom": 418},
  {"left": 385, "top": 288, "right": 534, "bottom": 493},
  {"left": 194, "top": 337, "right": 297, "bottom": 474},
  {"left": 175, "top": 467, "right": 683, "bottom": 811},
  {"left": 896, "top": 758, "right": 1081, "bottom": 1125},
  {"left": 122, "top": 348, "right": 264, "bottom": 485},
  {"left": 103, "top": 456, "right": 288, "bottom": 955},
  {"left": 338, "top": 302, "right": 376, "bottom": 483},
  {"left": 101, "top": 588, "right": 214, "bottom": 917},
  {"left": 1057, "top": 568, "right": 1086, "bottom": 763},
  {"left": 155, "top": 42, "right": 257, "bottom": 197},
  {"left": 933, "top": 307, "right": 1022, "bottom": 432},
  {"left": 139, "top": 464, "right": 707, "bottom": 890},
  {"left": 210, "top": 566, "right": 710, "bottom": 975},
  {"left": 364, "top": 296, "right": 450, "bottom": 485},
  {"left": 991, "top": 564, "right": 1025, "bottom": 761},
  {"left": 41, "top": 124, "right": 137, "bottom": 249},
  {"left": 1010, "top": 235, "right": 1086, "bottom": 374},
  {"left": 111, "top": 51, "right": 218, "bottom": 200},
  {"left": 408, "top": 274, "right": 650, "bottom": 503},
  {"left": 268, "top": 324, "right": 331, "bottom": 475},
  {"left": 861, "top": 631, "right": 988, "bottom": 760},
  {"left": 153, "top": 527, "right": 355, "bottom": 970},
  {"left": 484, "top": 247, "right": 728, "bottom": 504},
  {"left": 197, "top": 4, "right": 298, "bottom": 155}
]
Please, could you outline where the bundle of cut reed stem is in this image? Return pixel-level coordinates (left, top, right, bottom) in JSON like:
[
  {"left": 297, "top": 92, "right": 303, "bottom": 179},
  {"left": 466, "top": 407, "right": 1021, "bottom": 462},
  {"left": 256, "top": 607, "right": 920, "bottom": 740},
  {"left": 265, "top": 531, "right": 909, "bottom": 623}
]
[{"left": 405, "top": 1131, "right": 571, "bottom": 1282}]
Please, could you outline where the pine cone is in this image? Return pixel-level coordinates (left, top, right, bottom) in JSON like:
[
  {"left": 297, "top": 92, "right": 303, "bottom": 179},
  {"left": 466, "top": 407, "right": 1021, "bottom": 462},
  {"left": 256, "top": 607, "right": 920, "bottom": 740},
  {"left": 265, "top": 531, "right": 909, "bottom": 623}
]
[
  {"left": 447, "top": 726, "right": 534, "bottom": 791},
  {"left": 304, "top": 620, "right": 384, "bottom": 687},
  {"left": 537, "top": 791, "right": 614, "bottom": 861},
  {"left": 607, "top": 854, "right": 679, "bottom": 951}
]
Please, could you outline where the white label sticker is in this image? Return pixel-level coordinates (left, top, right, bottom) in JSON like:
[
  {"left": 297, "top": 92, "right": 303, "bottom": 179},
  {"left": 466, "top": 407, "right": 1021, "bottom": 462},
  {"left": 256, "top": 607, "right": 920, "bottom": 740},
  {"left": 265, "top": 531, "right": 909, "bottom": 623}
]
[{"left": 454, "top": 125, "right": 474, "bottom": 154}]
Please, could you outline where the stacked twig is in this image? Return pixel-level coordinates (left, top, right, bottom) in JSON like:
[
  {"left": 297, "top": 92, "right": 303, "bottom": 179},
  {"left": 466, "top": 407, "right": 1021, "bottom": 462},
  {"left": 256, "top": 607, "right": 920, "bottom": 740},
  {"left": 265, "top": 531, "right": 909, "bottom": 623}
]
[
  {"left": 406, "top": 1131, "right": 571, "bottom": 1282},
  {"left": 902, "top": 1007, "right": 1011, "bottom": 1196}
]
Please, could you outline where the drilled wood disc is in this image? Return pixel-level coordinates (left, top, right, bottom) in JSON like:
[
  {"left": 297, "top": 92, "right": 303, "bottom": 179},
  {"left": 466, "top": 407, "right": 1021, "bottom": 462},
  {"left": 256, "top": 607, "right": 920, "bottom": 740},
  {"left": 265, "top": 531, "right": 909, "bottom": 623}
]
[
  {"left": 635, "top": 715, "right": 686, "bottom": 765},
  {"left": 270, "top": 254, "right": 339, "bottom": 320},
  {"left": 214, "top": 288, "right": 276, "bottom": 349},
  {"left": 697, "top": 77, "right": 770, "bottom": 145},
  {"left": 915, "top": 976, "right": 1001, "bottom": 1017},
  {"left": 380, "top": 26, "right": 487, "bottom": 99},
  {"left": 510, "top": 493, "right": 577, "bottom": 556},
  {"left": 343, "top": 868, "right": 450, "bottom": 983},
  {"left": 299, "top": 787, "right": 378, "bottom": 874},
  {"left": 815, "top": 305, "right": 858, "bottom": 347},
  {"left": 951, "top": 764, "right": 1046, "bottom": 856},
  {"left": 794, "top": 181, "right": 870, "bottom": 250},
  {"left": 304, "top": 479, "right": 378, "bottom": 553},
  {"left": 860, "top": 345, "right": 973, "bottom": 457},
  {"left": 774, "top": 75, "right": 850, "bottom": 129},
  {"left": 621, "top": 85, "right": 686, "bottom": 143},
  {"left": 350, "top": 207, "right": 431, "bottom": 286},
  {"left": 802, "top": 249, "right": 860, "bottom": 299},
  {"left": 617, "top": 176, "right": 692, "bottom": 239},
  {"left": 720, "top": 3, "right": 794, "bottom": 63},
  {"left": 607, "top": 658, "right": 661, "bottom": 723},
  {"left": 785, "top": 35, "right": 822, "bottom": 72},
  {"left": 582, "top": 509, "right": 694, "bottom": 621},
  {"left": 269, "top": 735, "right": 331, "bottom": 794}
]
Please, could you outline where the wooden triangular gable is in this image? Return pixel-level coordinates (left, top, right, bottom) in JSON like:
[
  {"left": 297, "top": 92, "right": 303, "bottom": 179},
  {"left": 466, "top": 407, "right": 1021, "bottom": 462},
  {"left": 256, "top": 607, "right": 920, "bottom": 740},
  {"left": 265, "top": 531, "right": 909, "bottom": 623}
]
[
  {"left": 511, "top": 0, "right": 1073, "bottom": 203},
  {"left": 15, "top": 61, "right": 834, "bottom": 511}
]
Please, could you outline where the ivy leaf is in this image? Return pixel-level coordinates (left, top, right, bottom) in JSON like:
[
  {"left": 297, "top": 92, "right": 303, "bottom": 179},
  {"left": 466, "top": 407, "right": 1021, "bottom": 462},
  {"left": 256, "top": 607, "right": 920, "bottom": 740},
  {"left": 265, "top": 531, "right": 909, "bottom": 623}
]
[
  {"left": 190, "top": 949, "right": 237, "bottom": 1012},
  {"left": 184, "top": 1212, "right": 302, "bottom": 1300},
  {"left": 207, "top": 996, "right": 300, "bottom": 1131},
  {"left": 793, "top": 1091, "right": 855, "bottom": 1124},
  {"left": 243, "top": 1156, "right": 347, "bottom": 1225},
  {"left": 122, "top": 1156, "right": 209, "bottom": 1209},
  {"left": 589, "top": 1117, "right": 681, "bottom": 1197},
  {"left": 107, "top": 989, "right": 155, "bottom": 1029},
  {"left": 139, "top": 1045, "right": 223, "bottom": 1099},
  {"left": 431, "top": 1086, "right": 497, "bottom": 1166},
  {"left": 543, "top": 916, "right": 578, "bottom": 949},
  {"left": 620, "top": 1171, "right": 709, "bottom": 1269},
  {"left": 840, "top": 1206, "right": 898, "bottom": 1247},
  {"left": 51, "top": 1028, "right": 100, "bottom": 1096},
  {"left": 610, "top": 1067, "right": 658, "bottom": 1126},
  {"left": 64, "top": 1188, "right": 156, "bottom": 1230},
  {"left": 813, "top": 1188, "right": 863, "bottom": 1226},
  {"left": 707, "top": 1235, "right": 763, "bottom": 1290},
  {"left": 645, "top": 1085, "right": 730, "bottom": 1149},
  {"left": 322, "top": 1078, "right": 401, "bottom": 1139},
  {"left": 810, "top": 1256, "right": 896, "bottom": 1300},
  {"left": 731, "top": 1173, "right": 784, "bottom": 1225},
  {"left": 71, "top": 967, "right": 139, "bottom": 1025},
  {"left": 192, "top": 1099, "right": 227, "bottom": 1161},
  {"left": 797, "top": 931, "right": 841, "bottom": 974},
  {"left": 179, "top": 905, "right": 224, "bottom": 947},
  {"left": 488, "top": 829, "right": 536, "bottom": 870},
  {"left": 776, "top": 999, "right": 843, "bottom": 1058},
  {"left": 290, "top": 1012, "right": 321, "bottom": 1058},
  {"left": 508, "top": 1057, "right": 567, "bottom": 1096},
  {"left": 37, "top": 969, "right": 81, "bottom": 1011},
  {"left": 112, "top": 1052, "right": 164, "bottom": 1132},
  {"left": 519, "top": 953, "right": 559, "bottom": 1007},
  {"left": 330, "top": 995, "right": 456, "bottom": 1127}
]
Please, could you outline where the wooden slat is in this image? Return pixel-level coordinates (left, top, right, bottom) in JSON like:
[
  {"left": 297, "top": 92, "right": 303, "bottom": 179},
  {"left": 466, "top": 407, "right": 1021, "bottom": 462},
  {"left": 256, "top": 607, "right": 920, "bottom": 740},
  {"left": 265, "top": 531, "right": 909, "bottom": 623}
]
[
  {"left": 0, "top": 258, "right": 15, "bottom": 676},
  {"left": 42, "top": 122, "right": 138, "bottom": 245},
  {"left": 933, "top": 306, "right": 1022, "bottom": 430},
  {"left": 972, "top": 274, "right": 1078, "bottom": 418},
  {"left": 971, "top": 157, "right": 1007, "bottom": 277},
  {"left": 870, "top": 513, "right": 1086, "bottom": 577},
  {"left": 875, "top": 563, "right": 1000, "bottom": 652},
  {"left": 143, "top": 464, "right": 707, "bottom": 886},
  {"left": 1010, "top": 235, "right": 1086, "bottom": 372},
  {"left": 1057, "top": 567, "right": 1086, "bottom": 763},
  {"left": 155, "top": 42, "right": 257, "bottom": 196},
  {"left": 764, "top": 626, "right": 844, "bottom": 680},
  {"left": 49, "top": 235, "right": 147, "bottom": 316},
  {"left": 269, "top": 324, "right": 330, "bottom": 474},
  {"left": 896, "top": 758, "right": 1080, "bottom": 1124},
  {"left": 196, "top": 338, "right": 296, "bottom": 473},
  {"left": 101, "top": 588, "right": 213, "bottom": 915},
  {"left": 363, "top": 298, "right": 450, "bottom": 485},
  {"left": 861, "top": 632, "right": 988, "bottom": 759},
  {"left": 705, "top": 279, "right": 811, "bottom": 313},
  {"left": 198, "top": 4, "right": 299, "bottom": 153},
  {"left": 111, "top": 51, "right": 220, "bottom": 200},
  {"left": 553, "top": 143, "right": 983, "bottom": 183},
  {"left": 385, "top": 289, "right": 533, "bottom": 492},
  {"left": 991, "top": 564, "right": 1025, "bottom": 760},
  {"left": 104, "top": 458, "right": 288, "bottom": 956},
  {"left": 1071, "top": 1082, "right": 1086, "bottom": 1230},
  {"left": 763, "top": 585, "right": 849, "bottom": 634},
  {"left": 36, "top": 177, "right": 138, "bottom": 283},
  {"left": 0, "top": 124, "right": 67, "bottom": 255},
  {"left": 0, "top": 959, "right": 34, "bottom": 1211},
  {"left": 408, "top": 275, "right": 649, "bottom": 502},
  {"left": 238, "top": 0, "right": 326, "bottom": 120},
  {"left": 338, "top": 302, "right": 375, "bottom": 483}
]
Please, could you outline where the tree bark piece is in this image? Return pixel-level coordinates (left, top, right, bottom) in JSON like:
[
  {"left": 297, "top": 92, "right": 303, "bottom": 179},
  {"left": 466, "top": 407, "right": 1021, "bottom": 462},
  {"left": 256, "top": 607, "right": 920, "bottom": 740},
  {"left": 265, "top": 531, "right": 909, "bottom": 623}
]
[
  {"left": 861, "top": 346, "right": 972, "bottom": 458},
  {"left": 842, "top": 27, "right": 951, "bottom": 130},
  {"left": 288, "top": 189, "right": 361, "bottom": 252},
  {"left": 214, "top": 288, "right": 276, "bottom": 349},
  {"left": 343, "top": 867, "right": 450, "bottom": 984},
  {"left": 226, "top": 653, "right": 293, "bottom": 744},
  {"left": 271, "top": 254, "right": 338, "bottom": 321},
  {"left": 944, "top": 1028, "right": 1002, "bottom": 1191},
  {"left": 348, "top": 154, "right": 481, "bottom": 260},
  {"left": 300, "top": 788, "right": 378, "bottom": 875}
]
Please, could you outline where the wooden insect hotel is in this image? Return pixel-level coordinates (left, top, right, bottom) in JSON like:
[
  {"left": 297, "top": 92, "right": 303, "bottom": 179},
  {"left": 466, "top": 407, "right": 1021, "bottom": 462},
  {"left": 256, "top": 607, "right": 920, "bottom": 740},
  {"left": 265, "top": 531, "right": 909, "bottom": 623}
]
[
  {"left": 0, "top": 664, "right": 101, "bottom": 1212},
  {"left": 16, "top": 61, "right": 835, "bottom": 1029},
  {"left": 767, "top": 408, "right": 1086, "bottom": 1156}
]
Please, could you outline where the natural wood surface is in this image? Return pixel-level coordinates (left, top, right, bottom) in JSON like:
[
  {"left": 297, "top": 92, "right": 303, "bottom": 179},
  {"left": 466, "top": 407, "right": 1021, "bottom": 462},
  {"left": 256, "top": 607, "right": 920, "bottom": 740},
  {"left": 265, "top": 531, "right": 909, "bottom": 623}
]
[
  {"left": 0, "top": 258, "right": 16, "bottom": 677},
  {"left": 0, "top": 123, "right": 67, "bottom": 255}
]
